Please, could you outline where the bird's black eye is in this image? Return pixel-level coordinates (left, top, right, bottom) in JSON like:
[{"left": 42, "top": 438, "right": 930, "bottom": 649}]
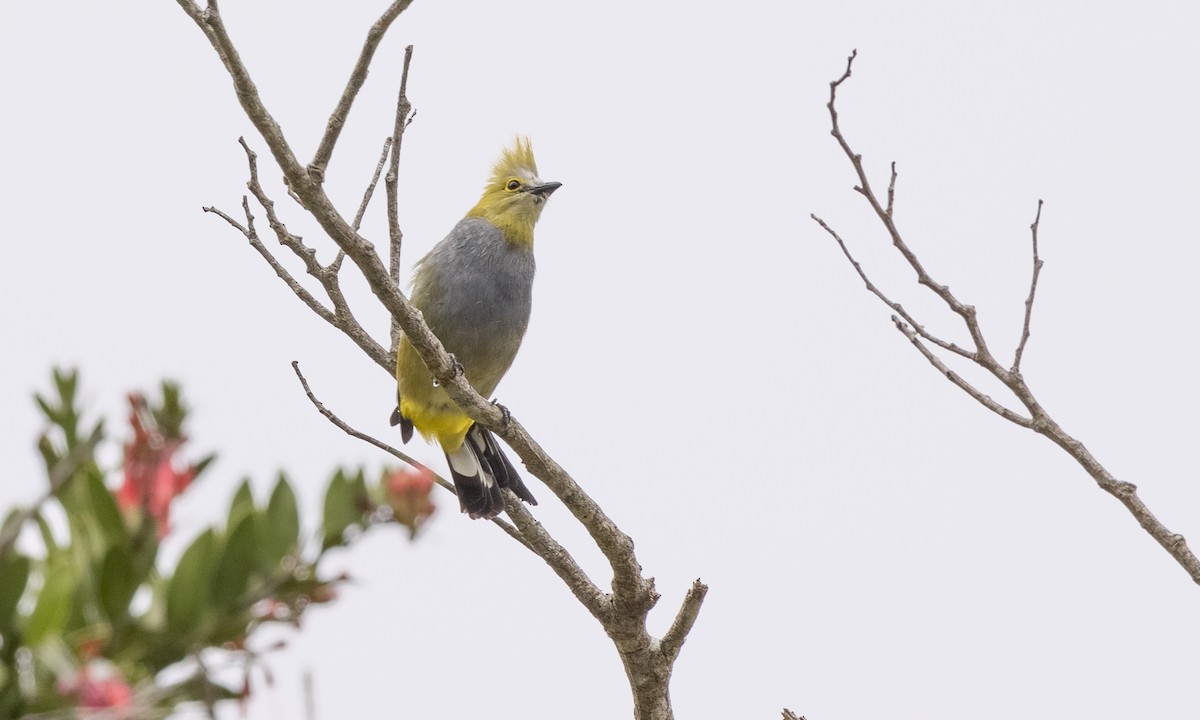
[{"left": 506, "top": 179, "right": 521, "bottom": 191}]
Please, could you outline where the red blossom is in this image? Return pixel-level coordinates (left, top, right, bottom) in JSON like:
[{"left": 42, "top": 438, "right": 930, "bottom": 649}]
[
  {"left": 384, "top": 466, "right": 436, "bottom": 537},
  {"left": 115, "top": 392, "right": 197, "bottom": 539},
  {"left": 59, "top": 661, "right": 133, "bottom": 716}
]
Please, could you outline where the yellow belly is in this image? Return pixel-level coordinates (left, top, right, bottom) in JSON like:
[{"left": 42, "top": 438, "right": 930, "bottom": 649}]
[
  {"left": 396, "top": 336, "right": 474, "bottom": 451},
  {"left": 398, "top": 397, "right": 472, "bottom": 451}
]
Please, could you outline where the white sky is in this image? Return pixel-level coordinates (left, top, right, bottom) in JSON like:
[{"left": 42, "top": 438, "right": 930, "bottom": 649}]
[{"left": 3, "top": 1, "right": 1200, "bottom": 718}]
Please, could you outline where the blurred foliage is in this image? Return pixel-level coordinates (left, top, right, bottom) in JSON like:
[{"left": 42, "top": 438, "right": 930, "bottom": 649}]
[{"left": 0, "top": 369, "right": 433, "bottom": 718}]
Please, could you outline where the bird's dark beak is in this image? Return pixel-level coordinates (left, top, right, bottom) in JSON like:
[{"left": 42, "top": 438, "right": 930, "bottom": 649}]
[{"left": 527, "top": 181, "right": 562, "bottom": 198}]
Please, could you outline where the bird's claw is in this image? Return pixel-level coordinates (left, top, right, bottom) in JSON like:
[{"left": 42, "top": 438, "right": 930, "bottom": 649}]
[
  {"left": 491, "top": 399, "right": 512, "bottom": 426},
  {"left": 447, "top": 353, "right": 465, "bottom": 377}
]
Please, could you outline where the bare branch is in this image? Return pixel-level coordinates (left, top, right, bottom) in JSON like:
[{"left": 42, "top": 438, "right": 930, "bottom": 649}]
[
  {"left": 291, "top": 361, "right": 432, "bottom": 476},
  {"left": 303, "top": 671, "right": 316, "bottom": 720},
  {"left": 386, "top": 45, "right": 415, "bottom": 355},
  {"left": 811, "top": 213, "right": 974, "bottom": 360},
  {"left": 205, "top": 196, "right": 339, "bottom": 328},
  {"left": 886, "top": 161, "right": 897, "bottom": 218},
  {"left": 1011, "top": 199, "right": 1044, "bottom": 372},
  {"left": 818, "top": 51, "right": 1200, "bottom": 587},
  {"left": 201, "top": 203, "right": 248, "bottom": 234},
  {"left": 891, "top": 317, "right": 1032, "bottom": 428},
  {"left": 1024, "top": 400, "right": 1200, "bottom": 582},
  {"left": 352, "top": 137, "right": 392, "bottom": 231},
  {"left": 178, "top": 8, "right": 701, "bottom": 714},
  {"left": 501, "top": 498, "right": 610, "bottom": 621},
  {"left": 660, "top": 579, "right": 709, "bottom": 664},
  {"left": 291, "top": 361, "right": 528, "bottom": 550},
  {"left": 176, "top": 2, "right": 308, "bottom": 183},
  {"left": 825, "top": 50, "right": 994, "bottom": 361},
  {"left": 308, "top": 0, "right": 416, "bottom": 182},
  {"left": 235, "top": 138, "right": 392, "bottom": 372},
  {"left": 291, "top": 361, "right": 615, "bottom": 608},
  {"left": 179, "top": 2, "right": 648, "bottom": 599}
]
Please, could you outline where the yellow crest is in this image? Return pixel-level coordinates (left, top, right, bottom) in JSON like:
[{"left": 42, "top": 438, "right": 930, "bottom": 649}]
[{"left": 489, "top": 136, "right": 539, "bottom": 185}]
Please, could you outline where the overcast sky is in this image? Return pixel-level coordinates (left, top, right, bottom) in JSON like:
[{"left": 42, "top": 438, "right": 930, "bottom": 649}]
[{"left": 4, "top": 1, "right": 1200, "bottom": 718}]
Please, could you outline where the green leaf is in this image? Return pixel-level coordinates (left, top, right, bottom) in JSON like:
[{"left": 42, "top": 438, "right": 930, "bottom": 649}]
[
  {"left": 227, "top": 479, "right": 256, "bottom": 532},
  {"left": 24, "top": 551, "right": 75, "bottom": 645},
  {"left": 153, "top": 380, "right": 188, "bottom": 438},
  {"left": 166, "top": 529, "right": 217, "bottom": 636},
  {"left": 126, "top": 522, "right": 160, "bottom": 595},
  {"left": 98, "top": 543, "right": 136, "bottom": 625},
  {"left": 0, "top": 553, "right": 30, "bottom": 624},
  {"left": 85, "top": 468, "right": 127, "bottom": 544},
  {"left": 34, "top": 511, "right": 58, "bottom": 554},
  {"left": 321, "top": 470, "right": 359, "bottom": 550},
  {"left": 51, "top": 367, "right": 81, "bottom": 447},
  {"left": 193, "top": 453, "right": 217, "bottom": 481},
  {"left": 211, "top": 515, "right": 257, "bottom": 611},
  {"left": 36, "top": 431, "right": 58, "bottom": 472},
  {"left": 261, "top": 474, "right": 300, "bottom": 569},
  {"left": 34, "top": 393, "right": 57, "bottom": 424},
  {"left": 0, "top": 508, "right": 25, "bottom": 554}
]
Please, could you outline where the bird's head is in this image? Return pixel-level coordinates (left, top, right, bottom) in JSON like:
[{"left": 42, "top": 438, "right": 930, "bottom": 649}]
[{"left": 467, "top": 137, "right": 561, "bottom": 247}]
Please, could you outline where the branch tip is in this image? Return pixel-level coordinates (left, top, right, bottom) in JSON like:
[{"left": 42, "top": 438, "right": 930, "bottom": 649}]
[
  {"left": 1012, "top": 199, "right": 1045, "bottom": 372},
  {"left": 661, "top": 579, "right": 709, "bottom": 664},
  {"left": 309, "top": 0, "right": 415, "bottom": 179}
]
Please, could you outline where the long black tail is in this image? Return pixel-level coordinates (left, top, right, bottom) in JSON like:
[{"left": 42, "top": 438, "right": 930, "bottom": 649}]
[{"left": 445, "top": 424, "right": 538, "bottom": 520}]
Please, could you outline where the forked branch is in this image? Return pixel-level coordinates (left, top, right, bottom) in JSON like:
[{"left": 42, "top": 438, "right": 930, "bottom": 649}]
[
  {"left": 176, "top": 3, "right": 706, "bottom": 717},
  {"left": 308, "top": 0, "right": 416, "bottom": 182},
  {"left": 813, "top": 50, "right": 1200, "bottom": 586},
  {"left": 204, "top": 139, "right": 391, "bottom": 372},
  {"left": 1012, "top": 200, "right": 1044, "bottom": 373}
]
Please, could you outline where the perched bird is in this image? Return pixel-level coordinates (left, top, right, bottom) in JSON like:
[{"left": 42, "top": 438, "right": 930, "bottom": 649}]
[{"left": 392, "top": 138, "right": 560, "bottom": 519}]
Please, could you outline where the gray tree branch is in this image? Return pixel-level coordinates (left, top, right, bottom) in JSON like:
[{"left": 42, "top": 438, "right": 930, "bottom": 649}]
[
  {"left": 815, "top": 50, "right": 1200, "bottom": 586},
  {"left": 385, "top": 44, "right": 415, "bottom": 356},
  {"left": 308, "top": 0, "right": 416, "bottom": 183},
  {"left": 289, "top": 360, "right": 533, "bottom": 551},
  {"left": 174, "top": 3, "right": 706, "bottom": 717}
]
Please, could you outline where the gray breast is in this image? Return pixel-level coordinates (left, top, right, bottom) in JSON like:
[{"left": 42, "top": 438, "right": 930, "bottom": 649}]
[{"left": 413, "top": 217, "right": 536, "bottom": 397}]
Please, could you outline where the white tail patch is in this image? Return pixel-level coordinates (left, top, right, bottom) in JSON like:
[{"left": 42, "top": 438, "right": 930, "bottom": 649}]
[{"left": 446, "top": 443, "right": 493, "bottom": 489}]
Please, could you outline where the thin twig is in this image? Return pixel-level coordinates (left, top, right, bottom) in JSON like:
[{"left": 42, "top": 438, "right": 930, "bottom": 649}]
[
  {"left": 353, "top": 137, "right": 392, "bottom": 231},
  {"left": 291, "top": 362, "right": 430, "bottom": 474},
  {"left": 386, "top": 45, "right": 415, "bottom": 356},
  {"left": 891, "top": 317, "right": 1032, "bottom": 427},
  {"left": 181, "top": 4, "right": 644, "bottom": 596},
  {"left": 228, "top": 137, "right": 391, "bottom": 372},
  {"left": 1011, "top": 200, "right": 1044, "bottom": 372},
  {"left": 825, "top": 50, "right": 995, "bottom": 364},
  {"left": 177, "top": 6, "right": 701, "bottom": 711},
  {"left": 303, "top": 670, "right": 316, "bottom": 720},
  {"left": 816, "top": 50, "right": 1200, "bottom": 587},
  {"left": 205, "top": 197, "right": 338, "bottom": 327},
  {"left": 308, "top": 0, "right": 416, "bottom": 182},
  {"left": 192, "top": 651, "right": 218, "bottom": 718},
  {"left": 811, "top": 214, "right": 974, "bottom": 360},
  {"left": 291, "top": 361, "right": 607, "bottom": 610},
  {"left": 886, "top": 161, "right": 897, "bottom": 218},
  {"left": 290, "top": 361, "right": 531, "bottom": 550}
]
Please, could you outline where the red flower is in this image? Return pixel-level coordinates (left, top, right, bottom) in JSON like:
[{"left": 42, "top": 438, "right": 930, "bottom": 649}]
[
  {"left": 59, "top": 660, "right": 133, "bottom": 716},
  {"left": 115, "top": 393, "right": 197, "bottom": 539},
  {"left": 384, "top": 466, "right": 436, "bottom": 538}
]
